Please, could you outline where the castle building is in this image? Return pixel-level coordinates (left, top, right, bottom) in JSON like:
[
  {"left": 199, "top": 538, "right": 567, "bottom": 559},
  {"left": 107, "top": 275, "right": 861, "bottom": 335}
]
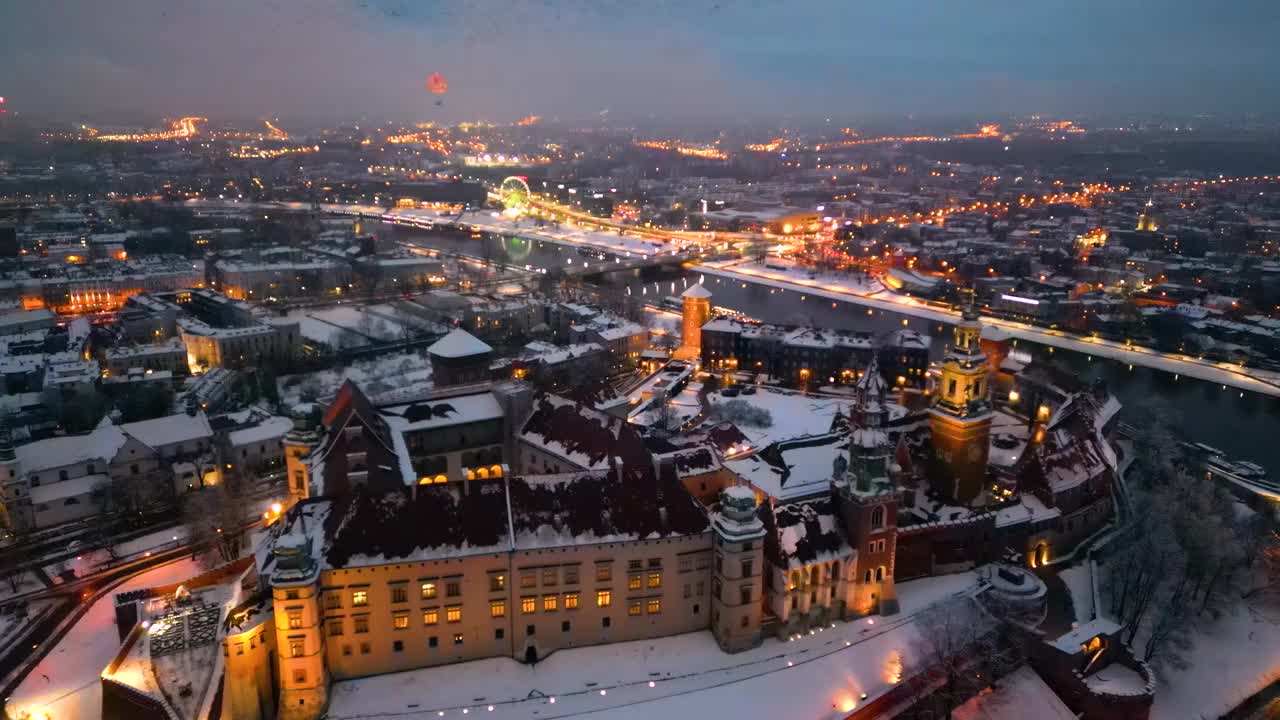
[{"left": 928, "top": 292, "right": 993, "bottom": 504}]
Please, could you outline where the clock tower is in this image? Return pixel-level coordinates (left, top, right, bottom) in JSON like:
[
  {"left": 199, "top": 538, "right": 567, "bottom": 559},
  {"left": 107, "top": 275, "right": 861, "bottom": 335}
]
[{"left": 928, "top": 289, "right": 993, "bottom": 504}]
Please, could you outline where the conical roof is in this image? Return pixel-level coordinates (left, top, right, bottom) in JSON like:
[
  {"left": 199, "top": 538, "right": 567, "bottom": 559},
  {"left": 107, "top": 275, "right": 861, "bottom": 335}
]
[
  {"left": 428, "top": 328, "right": 493, "bottom": 358},
  {"left": 681, "top": 283, "right": 712, "bottom": 299}
]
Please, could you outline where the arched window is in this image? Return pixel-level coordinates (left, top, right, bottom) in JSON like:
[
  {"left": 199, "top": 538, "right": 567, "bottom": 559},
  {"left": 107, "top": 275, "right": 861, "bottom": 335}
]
[
  {"left": 875, "top": 566, "right": 885, "bottom": 582},
  {"left": 864, "top": 570, "right": 872, "bottom": 583},
  {"left": 809, "top": 566, "right": 819, "bottom": 585},
  {"left": 475, "top": 467, "right": 490, "bottom": 480},
  {"left": 870, "top": 505, "right": 885, "bottom": 530},
  {"left": 490, "top": 464, "right": 504, "bottom": 479}
]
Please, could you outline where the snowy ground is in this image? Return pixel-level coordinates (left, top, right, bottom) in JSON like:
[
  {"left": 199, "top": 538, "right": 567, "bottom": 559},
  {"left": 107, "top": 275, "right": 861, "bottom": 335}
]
[
  {"left": 705, "top": 387, "right": 849, "bottom": 446},
  {"left": 7, "top": 557, "right": 204, "bottom": 720},
  {"left": 0, "top": 572, "right": 46, "bottom": 603},
  {"left": 326, "top": 572, "right": 979, "bottom": 720},
  {"left": 44, "top": 526, "right": 188, "bottom": 582},
  {"left": 1151, "top": 600, "right": 1280, "bottom": 719},
  {"left": 278, "top": 351, "right": 433, "bottom": 408},
  {"left": 1058, "top": 563, "right": 1095, "bottom": 623},
  {"left": 695, "top": 261, "right": 1280, "bottom": 397}
]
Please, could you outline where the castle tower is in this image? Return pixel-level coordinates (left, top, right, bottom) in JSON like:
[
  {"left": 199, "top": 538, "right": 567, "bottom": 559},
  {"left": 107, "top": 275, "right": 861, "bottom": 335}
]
[
  {"left": 271, "top": 524, "right": 328, "bottom": 720},
  {"left": 1136, "top": 199, "right": 1159, "bottom": 232},
  {"left": 283, "top": 404, "right": 320, "bottom": 510},
  {"left": 836, "top": 363, "right": 901, "bottom": 617},
  {"left": 711, "top": 486, "right": 766, "bottom": 652},
  {"left": 675, "top": 282, "right": 712, "bottom": 361},
  {"left": 928, "top": 289, "right": 993, "bottom": 505}
]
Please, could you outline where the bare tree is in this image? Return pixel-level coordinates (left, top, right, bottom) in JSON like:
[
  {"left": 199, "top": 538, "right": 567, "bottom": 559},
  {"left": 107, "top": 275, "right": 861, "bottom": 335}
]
[
  {"left": 182, "top": 483, "right": 250, "bottom": 567},
  {"left": 903, "top": 596, "right": 1021, "bottom": 720}
]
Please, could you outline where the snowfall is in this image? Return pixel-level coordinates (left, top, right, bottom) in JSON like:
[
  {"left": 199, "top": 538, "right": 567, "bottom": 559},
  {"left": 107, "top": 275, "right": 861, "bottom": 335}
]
[{"left": 325, "top": 572, "right": 979, "bottom": 720}]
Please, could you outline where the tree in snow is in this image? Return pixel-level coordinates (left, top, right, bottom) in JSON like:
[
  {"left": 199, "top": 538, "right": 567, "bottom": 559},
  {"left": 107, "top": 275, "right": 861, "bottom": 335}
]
[
  {"left": 710, "top": 398, "right": 773, "bottom": 428},
  {"left": 182, "top": 482, "right": 251, "bottom": 567},
  {"left": 901, "top": 596, "right": 1021, "bottom": 720}
]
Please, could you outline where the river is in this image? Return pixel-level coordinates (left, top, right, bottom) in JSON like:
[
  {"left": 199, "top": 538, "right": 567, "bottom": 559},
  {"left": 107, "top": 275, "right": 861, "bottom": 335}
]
[{"left": 387, "top": 223, "right": 1280, "bottom": 478}]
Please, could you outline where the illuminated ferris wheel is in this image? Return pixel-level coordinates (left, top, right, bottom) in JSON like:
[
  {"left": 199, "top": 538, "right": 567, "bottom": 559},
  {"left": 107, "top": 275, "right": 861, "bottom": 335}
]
[{"left": 499, "top": 176, "right": 530, "bottom": 215}]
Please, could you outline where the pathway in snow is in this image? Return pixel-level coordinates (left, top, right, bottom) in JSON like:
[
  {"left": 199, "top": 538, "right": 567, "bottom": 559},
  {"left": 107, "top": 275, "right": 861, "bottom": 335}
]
[{"left": 6, "top": 557, "right": 203, "bottom": 720}]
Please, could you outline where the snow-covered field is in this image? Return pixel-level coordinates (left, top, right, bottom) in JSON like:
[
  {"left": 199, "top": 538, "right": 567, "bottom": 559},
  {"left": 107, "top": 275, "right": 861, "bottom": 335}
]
[
  {"left": 8, "top": 557, "right": 204, "bottom": 720},
  {"left": 705, "top": 387, "right": 850, "bottom": 446},
  {"left": 1152, "top": 601, "right": 1280, "bottom": 719},
  {"left": 326, "top": 572, "right": 979, "bottom": 720}
]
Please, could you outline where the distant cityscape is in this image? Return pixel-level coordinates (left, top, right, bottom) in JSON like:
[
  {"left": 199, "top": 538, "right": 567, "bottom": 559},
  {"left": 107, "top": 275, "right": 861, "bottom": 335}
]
[{"left": 1, "top": 105, "right": 1279, "bottom": 720}]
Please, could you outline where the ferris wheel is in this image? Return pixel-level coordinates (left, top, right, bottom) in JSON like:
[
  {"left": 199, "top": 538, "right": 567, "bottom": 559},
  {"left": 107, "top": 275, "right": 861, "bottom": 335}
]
[{"left": 499, "top": 176, "right": 530, "bottom": 215}]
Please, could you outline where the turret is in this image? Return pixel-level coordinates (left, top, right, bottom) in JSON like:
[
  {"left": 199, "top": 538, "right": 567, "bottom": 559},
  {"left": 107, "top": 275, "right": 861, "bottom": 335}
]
[
  {"left": 270, "top": 519, "right": 328, "bottom": 720},
  {"left": 927, "top": 286, "right": 993, "bottom": 504},
  {"left": 711, "top": 486, "right": 765, "bottom": 652},
  {"left": 282, "top": 403, "right": 320, "bottom": 510}
]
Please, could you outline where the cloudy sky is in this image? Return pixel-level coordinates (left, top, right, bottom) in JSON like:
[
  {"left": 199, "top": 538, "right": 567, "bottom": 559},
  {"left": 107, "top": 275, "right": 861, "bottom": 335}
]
[{"left": 2, "top": 0, "right": 1277, "bottom": 125}]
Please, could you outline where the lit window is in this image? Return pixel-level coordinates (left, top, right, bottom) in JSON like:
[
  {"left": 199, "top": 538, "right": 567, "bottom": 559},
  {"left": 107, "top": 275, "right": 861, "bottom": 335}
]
[
  {"left": 564, "top": 592, "right": 579, "bottom": 609},
  {"left": 628, "top": 575, "right": 642, "bottom": 591},
  {"left": 287, "top": 609, "right": 302, "bottom": 629},
  {"left": 647, "top": 572, "right": 662, "bottom": 589},
  {"left": 522, "top": 596, "right": 536, "bottom": 614},
  {"left": 453, "top": 633, "right": 464, "bottom": 645},
  {"left": 422, "top": 609, "right": 438, "bottom": 626},
  {"left": 543, "top": 594, "right": 557, "bottom": 612},
  {"left": 393, "top": 611, "right": 409, "bottom": 630},
  {"left": 490, "top": 599, "right": 506, "bottom": 618},
  {"left": 647, "top": 598, "right": 661, "bottom": 614},
  {"left": 446, "top": 606, "right": 462, "bottom": 623},
  {"left": 490, "top": 574, "right": 506, "bottom": 592},
  {"left": 352, "top": 590, "right": 368, "bottom": 607},
  {"left": 289, "top": 637, "right": 304, "bottom": 658},
  {"left": 421, "top": 582, "right": 437, "bottom": 600},
  {"left": 628, "top": 599, "right": 642, "bottom": 616},
  {"left": 596, "top": 590, "right": 611, "bottom": 608}
]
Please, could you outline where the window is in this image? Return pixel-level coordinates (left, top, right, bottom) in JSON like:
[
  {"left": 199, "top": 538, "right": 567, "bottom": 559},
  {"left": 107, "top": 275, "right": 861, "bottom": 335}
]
[
  {"left": 543, "top": 594, "right": 558, "bottom": 612},
  {"left": 422, "top": 608, "right": 438, "bottom": 625},
  {"left": 522, "top": 596, "right": 536, "bottom": 614},
  {"left": 876, "top": 566, "right": 885, "bottom": 582},
  {"left": 596, "top": 590, "right": 612, "bottom": 608},
  {"left": 327, "top": 619, "right": 344, "bottom": 636},
  {"left": 713, "top": 578, "right": 722, "bottom": 601},
  {"left": 629, "top": 559, "right": 642, "bottom": 571},
  {"left": 526, "top": 624, "right": 536, "bottom": 636},
  {"left": 235, "top": 642, "right": 244, "bottom": 655},
  {"left": 564, "top": 592, "right": 579, "bottom": 609},
  {"left": 683, "top": 583, "right": 691, "bottom": 599},
  {"left": 628, "top": 574, "right": 642, "bottom": 591},
  {"left": 352, "top": 590, "right": 368, "bottom": 607},
  {"left": 595, "top": 564, "right": 612, "bottom": 582},
  {"left": 421, "top": 581, "right": 437, "bottom": 600},
  {"left": 446, "top": 605, "right": 462, "bottom": 623},
  {"left": 354, "top": 616, "right": 369, "bottom": 634},
  {"left": 628, "top": 599, "right": 642, "bottom": 616},
  {"left": 743, "top": 541, "right": 753, "bottom": 551},
  {"left": 393, "top": 611, "right": 409, "bottom": 630},
  {"left": 871, "top": 505, "right": 885, "bottom": 530},
  {"left": 325, "top": 593, "right": 341, "bottom": 610},
  {"left": 696, "top": 581, "right": 705, "bottom": 596},
  {"left": 741, "top": 560, "right": 753, "bottom": 578},
  {"left": 343, "top": 644, "right": 352, "bottom": 656},
  {"left": 864, "top": 570, "right": 873, "bottom": 583},
  {"left": 561, "top": 620, "right": 571, "bottom": 633},
  {"left": 391, "top": 586, "right": 407, "bottom": 604},
  {"left": 490, "top": 599, "right": 506, "bottom": 618},
  {"left": 868, "top": 541, "right": 876, "bottom": 555},
  {"left": 647, "top": 572, "right": 662, "bottom": 589},
  {"left": 360, "top": 642, "right": 371, "bottom": 655},
  {"left": 678, "top": 557, "right": 692, "bottom": 572},
  {"left": 293, "top": 669, "right": 307, "bottom": 684},
  {"left": 495, "top": 628, "right": 505, "bottom": 640},
  {"left": 741, "top": 615, "right": 750, "bottom": 628},
  {"left": 564, "top": 566, "right": 579, "bottom": 584},
  {"left": 740, "top": 586, "right": 752, "bottom": 605},
  {"left": 542, "top": 568, "right": 557, "bottom": 586},
  {"left": 647, "top": 598, "right": 662, "bottom": 614},
  {"left": 648, "top": 558, "right": 661, "bottom": 568},
  {"left": 393, "top": 640, "right": 404, "bottom": 652},
  {"left": 289, "top": 637, "right": 304, "bottom": 658},
  {"left": 446, "top": 581, "right": 461, "bottom": 597},
  {"left": 490, "top": 574, "right": 506, "bottom": 592},
  {"left": 520, "top": 573, "right": 536, "bottom": 588},
  {"left": 287, "top": 609, "right": 303, "bottom": 629},
  {"left": 453, "top": 633, "right": 464, "bottom": 645},
  {"left": 428, "top": 636, "right": 438, "bottom": 648}
]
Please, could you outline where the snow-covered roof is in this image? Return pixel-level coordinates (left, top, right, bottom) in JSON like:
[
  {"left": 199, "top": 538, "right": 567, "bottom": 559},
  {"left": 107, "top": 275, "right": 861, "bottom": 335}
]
[
  {"left": 29, "top": 473, "right": 108, "bottom": 505},
  {"left": 761, "top": 495, "right": 852, "bottom": 569},
  {"left": 726, "top": 433, "right": 846, "bottom": 502},
  {"left": 680, "top": 283, "right": 712, "bottom": 299},
  {"left": 228, "top": 415, "right": 294, "bottom": 448},
  {"left": 384, "top": 393, "right": 504, "bottom": 432},
  {"left": 953, "top": 666, "right": 1076, "bottom": 720},
  {"left": 14, "top": 422, "right": 127, "bottom": 474},
  {"left": 120, "top": 412, "right": 213, "bottom": 450},
  {"left": 427, "top": 328, "right": 492, "bottom": 358}
]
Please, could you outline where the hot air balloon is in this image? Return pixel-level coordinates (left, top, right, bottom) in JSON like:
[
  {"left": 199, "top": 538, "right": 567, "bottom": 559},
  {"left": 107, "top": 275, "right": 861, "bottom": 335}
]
[{"left": 426, "top": 72, "right": 448, "bottom": 105}]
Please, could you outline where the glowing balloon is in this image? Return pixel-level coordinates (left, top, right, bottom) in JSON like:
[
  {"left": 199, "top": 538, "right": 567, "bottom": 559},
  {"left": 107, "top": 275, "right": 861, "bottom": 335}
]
[{"left": 426, "top": 72, "right": 448, "bottom": 95}]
